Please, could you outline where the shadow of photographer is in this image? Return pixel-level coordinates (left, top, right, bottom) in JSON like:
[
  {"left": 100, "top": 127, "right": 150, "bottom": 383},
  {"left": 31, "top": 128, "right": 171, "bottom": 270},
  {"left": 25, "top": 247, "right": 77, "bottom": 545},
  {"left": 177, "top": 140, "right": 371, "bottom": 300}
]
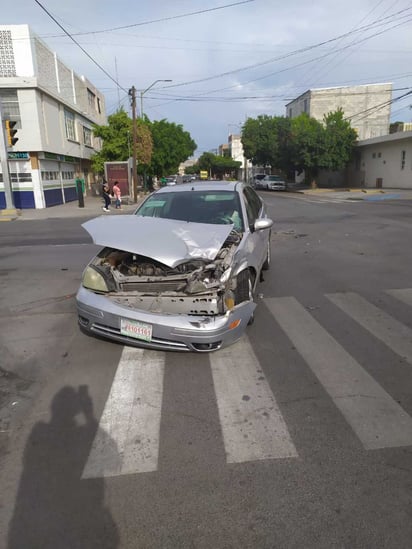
[{"left": 8, "top": 385, "right": 120, "bottom": 549}]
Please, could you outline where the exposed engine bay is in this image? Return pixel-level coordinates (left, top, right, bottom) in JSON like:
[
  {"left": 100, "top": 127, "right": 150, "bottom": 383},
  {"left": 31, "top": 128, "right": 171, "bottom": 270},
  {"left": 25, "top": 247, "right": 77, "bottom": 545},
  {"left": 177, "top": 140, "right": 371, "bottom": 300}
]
[{"left": 88, "top": 231, "right": 244, "bottom": 315}]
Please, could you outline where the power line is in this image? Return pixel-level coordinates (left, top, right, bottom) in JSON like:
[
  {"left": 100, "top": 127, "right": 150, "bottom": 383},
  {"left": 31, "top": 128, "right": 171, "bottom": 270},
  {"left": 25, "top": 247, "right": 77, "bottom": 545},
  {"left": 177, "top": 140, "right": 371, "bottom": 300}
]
[
  {"left": 345, "top": 88, "right": 412, "bottom": 122},
  {"left": 158, "top": 6, "right": 412, "bottom": 91},
  {"left": 43, "top": 0, "right": 255, "bottom": 37},
  {"left": 171, "top": 12, "right": 412, "bottom": 99},
  {"left": 34, "top": 0, "right": 129, "bottom": 94}
]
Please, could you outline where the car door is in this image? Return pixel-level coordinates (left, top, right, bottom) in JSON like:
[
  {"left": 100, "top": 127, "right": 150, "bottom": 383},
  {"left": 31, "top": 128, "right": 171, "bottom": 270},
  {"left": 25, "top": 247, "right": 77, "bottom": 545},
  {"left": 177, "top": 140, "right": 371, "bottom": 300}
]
[{"left": 242, "top": 186, "right": 270, "bottom": 274}]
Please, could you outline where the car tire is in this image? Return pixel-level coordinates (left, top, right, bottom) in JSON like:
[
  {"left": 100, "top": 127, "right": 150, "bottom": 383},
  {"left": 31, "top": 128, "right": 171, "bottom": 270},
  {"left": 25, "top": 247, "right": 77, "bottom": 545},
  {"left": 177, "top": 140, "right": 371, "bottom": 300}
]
[{"left": 262, "top": 239, "right": 271, "bottom": 271}]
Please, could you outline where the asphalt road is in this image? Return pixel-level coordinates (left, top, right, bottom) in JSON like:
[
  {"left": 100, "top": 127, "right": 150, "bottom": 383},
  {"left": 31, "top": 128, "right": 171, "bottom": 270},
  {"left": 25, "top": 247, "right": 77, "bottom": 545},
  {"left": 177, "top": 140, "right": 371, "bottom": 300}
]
[{"left": 1, "top": 193, "right": 412, "bottom": 548}]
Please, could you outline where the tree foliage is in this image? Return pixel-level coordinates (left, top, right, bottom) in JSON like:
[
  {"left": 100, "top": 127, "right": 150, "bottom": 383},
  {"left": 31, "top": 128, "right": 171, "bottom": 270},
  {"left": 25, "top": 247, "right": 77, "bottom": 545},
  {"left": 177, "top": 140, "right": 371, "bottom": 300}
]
[
  {"left": 242, "top": 115, "right": 291, "bottom": 170},
  {"left": 241, "top": 109, "right": 358, "bottom": 183},
  {"left": 147, "top": 119, "right": 196, "bottom": 176},
  {"left": 289, "top": 113, "right": 325, "bottom": 179},
  {"left": 91, "top": 109, "right": 152, "bottom": 174},
  {"left": 90, "top": 111, "right": 196, "bottom": 178},
  {"left": 192, "top": 152, "right": 241, "bottom": 179},
  {"left": 321, "top": 109, "right": 358, "bottom": 171}
]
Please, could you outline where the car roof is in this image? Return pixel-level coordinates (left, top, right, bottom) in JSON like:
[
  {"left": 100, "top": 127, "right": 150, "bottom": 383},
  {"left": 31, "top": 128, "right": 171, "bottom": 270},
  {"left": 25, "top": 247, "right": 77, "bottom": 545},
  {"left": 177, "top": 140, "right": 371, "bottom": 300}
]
[{"left": 155, "top": 180, "right": 243, "bottom": 193}]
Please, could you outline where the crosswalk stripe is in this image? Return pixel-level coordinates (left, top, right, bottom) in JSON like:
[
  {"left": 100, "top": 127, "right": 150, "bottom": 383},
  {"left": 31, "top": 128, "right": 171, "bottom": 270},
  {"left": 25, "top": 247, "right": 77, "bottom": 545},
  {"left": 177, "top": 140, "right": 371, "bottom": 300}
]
[
  {"left": 209, "top": 337, "right": 298, "bottom": 463},
  {"left": 82, "top": 348, "right": 165, "bottom": 478},
  {"left": 327, "top": 292, "right": 412, "bottom": 365},
  {"left": 387, "top": 288, "right": 412, "bottom": 308},
  {"left": 267, "top": 296, "right": 412, "bottom": 450}
]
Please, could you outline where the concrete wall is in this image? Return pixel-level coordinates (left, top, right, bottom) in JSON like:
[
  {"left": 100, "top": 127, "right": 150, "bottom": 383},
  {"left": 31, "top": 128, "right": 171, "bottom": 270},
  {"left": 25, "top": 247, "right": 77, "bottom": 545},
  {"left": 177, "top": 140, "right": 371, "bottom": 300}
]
[
  {"left": 347, "top": 132, "right": 412, "bottom": 189},
  {"left": 286, "top": 83, "right": 392, "bottom": 140}
]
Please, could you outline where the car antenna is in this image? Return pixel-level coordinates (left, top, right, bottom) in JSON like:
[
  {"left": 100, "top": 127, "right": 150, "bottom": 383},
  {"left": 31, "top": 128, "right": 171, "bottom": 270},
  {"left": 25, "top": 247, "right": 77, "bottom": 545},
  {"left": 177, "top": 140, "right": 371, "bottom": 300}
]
[{"left": 191, "top": 186, "right": 195, "bottom": 191}]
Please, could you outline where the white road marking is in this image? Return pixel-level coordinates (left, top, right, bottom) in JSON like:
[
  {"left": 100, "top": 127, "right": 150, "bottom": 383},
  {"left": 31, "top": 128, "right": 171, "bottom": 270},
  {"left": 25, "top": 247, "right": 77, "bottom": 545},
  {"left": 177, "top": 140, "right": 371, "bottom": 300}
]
[
  {"left": 209, "top": 337, "right": 298, "bottom": 463},
  {"left": 267, "top": 296, "right": 412, "bottom": 450},
  {"left": 82, "top": 347, "right": 164, "bottom": 478},
  {"left": 387, "top": 288, "right": 412, "bottom": 308},
  {"left": 327, "top": 292, "right": 412, "bottom": 365}
]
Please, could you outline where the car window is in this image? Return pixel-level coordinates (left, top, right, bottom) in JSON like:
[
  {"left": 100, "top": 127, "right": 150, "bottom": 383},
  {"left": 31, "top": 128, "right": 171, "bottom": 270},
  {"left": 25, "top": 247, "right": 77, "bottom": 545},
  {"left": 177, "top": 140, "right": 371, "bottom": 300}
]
[
  {"left": 243, "top": 187, "right": 261, "bottom": 225},
  {"left": 136, "top": 190, "right": 244, "bottom": 231}
]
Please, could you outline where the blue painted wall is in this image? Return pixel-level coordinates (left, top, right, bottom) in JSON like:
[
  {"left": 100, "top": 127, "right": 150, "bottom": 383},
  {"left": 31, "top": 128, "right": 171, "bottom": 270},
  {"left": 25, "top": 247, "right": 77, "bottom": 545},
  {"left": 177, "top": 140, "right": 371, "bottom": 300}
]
[{"left": 0, "top": 191, "right": 35, "bottom": 209}]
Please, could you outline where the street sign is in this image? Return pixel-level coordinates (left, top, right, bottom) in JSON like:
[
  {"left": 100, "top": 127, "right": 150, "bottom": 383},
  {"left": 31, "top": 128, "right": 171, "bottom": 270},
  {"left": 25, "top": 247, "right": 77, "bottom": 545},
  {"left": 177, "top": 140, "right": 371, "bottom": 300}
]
[{"left": 200, "top": 170, "right": 208, "bottom": 180}]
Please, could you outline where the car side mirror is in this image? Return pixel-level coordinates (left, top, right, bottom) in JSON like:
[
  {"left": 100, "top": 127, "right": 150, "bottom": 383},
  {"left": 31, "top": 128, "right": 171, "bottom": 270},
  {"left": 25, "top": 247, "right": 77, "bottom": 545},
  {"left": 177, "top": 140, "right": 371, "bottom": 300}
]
[{"left": 254, "top": 218, "right": 273, "bottom": 231}]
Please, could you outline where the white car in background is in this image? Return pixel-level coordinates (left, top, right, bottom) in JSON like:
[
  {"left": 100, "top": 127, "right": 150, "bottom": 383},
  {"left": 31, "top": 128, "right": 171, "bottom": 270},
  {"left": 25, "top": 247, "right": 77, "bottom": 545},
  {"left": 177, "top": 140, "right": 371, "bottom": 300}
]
[{"left": 261, "top": 175, "right": 286, "bottom": 191}]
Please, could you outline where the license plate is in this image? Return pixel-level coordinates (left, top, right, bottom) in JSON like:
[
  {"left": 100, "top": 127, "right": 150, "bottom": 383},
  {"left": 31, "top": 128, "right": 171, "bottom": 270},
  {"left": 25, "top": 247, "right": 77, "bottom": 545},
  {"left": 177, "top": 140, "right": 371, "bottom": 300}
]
[{"left": 120, "top": 319, "right": 152, "bottom": 342}]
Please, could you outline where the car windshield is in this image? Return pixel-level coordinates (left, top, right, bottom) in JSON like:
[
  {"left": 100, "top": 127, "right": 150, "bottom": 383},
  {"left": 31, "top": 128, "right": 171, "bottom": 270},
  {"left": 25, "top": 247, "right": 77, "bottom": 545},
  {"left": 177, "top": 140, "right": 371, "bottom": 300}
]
[
  {"left": 136, "top": 190, "right": 244, "bottom": 231},
  {"left": 266, "top": 175, "right": 282, "bottom": 181}
]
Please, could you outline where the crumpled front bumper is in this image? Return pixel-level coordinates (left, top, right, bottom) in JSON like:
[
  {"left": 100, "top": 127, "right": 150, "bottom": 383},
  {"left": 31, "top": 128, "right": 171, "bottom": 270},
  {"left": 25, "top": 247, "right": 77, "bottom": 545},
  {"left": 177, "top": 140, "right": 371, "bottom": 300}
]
[{"left": 76, "top": 286, "right": 256, "bottom": 352}]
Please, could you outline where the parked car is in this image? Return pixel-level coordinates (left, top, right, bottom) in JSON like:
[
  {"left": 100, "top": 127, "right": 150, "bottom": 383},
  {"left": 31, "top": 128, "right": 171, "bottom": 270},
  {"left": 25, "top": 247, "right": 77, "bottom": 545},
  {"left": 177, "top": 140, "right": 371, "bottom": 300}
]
[
  {"left": 77, "top": 181, "right": 273, "bottom": 352},
  {"left": 251, "top": 174, "right": 267, "bottom": 189},
  {"left": 261, "top": 175, "right": 286, "bottom": 191}
]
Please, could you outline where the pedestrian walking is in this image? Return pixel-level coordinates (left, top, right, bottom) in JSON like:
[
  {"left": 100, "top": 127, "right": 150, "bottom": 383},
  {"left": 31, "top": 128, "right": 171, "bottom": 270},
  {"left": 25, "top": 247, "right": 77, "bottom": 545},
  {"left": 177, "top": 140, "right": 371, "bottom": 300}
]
[
  {"left": 102, "top": 182, "right": 111, "bottom": 212},
  {"left": 112, "top": 181, "right": 122, "bottom": 209}
]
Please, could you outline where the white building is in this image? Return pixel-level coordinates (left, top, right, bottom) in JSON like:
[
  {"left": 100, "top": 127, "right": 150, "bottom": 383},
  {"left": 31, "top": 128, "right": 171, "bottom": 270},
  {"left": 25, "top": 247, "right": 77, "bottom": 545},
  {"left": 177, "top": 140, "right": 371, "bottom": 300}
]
[
  {"left": 286, "top": 83, "right": 392, "bottom": 140},
  {"left": 228, "top": 133, "right": 252, "bottom": 181},
  {"left": 347, "top": 131, "right": 412, "bottom": 189},
  {"left": 228, "top": 134, "right": 244, "bottom": 163},
  {"left": 0, "top": 25, "right": 106, "bottom": 209}
]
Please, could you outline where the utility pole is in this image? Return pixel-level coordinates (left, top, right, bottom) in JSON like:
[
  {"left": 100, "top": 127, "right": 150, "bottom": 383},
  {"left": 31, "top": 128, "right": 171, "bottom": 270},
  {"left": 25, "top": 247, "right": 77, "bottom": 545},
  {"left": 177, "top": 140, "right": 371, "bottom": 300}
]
[
  {"left": 128, "top": 86, "right": 138, "bottom": 203},
  {"left": 0, "top": 101, "right": 15, "bottom": 210}
]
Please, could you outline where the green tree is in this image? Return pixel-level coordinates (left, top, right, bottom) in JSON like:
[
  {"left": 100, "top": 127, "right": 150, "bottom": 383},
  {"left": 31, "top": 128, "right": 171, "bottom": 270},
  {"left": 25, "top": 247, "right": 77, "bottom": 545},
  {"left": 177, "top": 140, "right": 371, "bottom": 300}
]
[
  {"left": 241, "top": 115, "right": 291, "bottom": 170},
  {"left": 321, "top": 109, "right": 358, "bottom": 171},
  {"left": 289, "top": 113, "right": 325, "bottom": 183},
  {"left": 91, "top": 109, "right": 152, "bottom": 173},
  {"left": 196, "top": 152, "right": 241, "bottom": 179},
  {"left": 147, "top": 119, "right": 196, "bottom": 176}
]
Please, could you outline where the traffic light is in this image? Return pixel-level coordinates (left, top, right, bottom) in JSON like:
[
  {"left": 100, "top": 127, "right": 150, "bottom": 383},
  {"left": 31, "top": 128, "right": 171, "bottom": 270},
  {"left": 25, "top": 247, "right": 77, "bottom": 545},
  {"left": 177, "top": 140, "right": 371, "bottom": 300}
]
[{"left": 5, "top": 120, "right": 18, "bottom": 147}]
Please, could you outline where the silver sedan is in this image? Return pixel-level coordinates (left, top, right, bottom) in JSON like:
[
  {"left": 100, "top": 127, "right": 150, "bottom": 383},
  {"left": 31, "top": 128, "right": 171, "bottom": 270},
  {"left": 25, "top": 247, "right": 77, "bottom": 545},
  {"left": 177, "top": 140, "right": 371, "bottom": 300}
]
[{"left": 76, "top": 181, "right": 273, "bottom": 352}]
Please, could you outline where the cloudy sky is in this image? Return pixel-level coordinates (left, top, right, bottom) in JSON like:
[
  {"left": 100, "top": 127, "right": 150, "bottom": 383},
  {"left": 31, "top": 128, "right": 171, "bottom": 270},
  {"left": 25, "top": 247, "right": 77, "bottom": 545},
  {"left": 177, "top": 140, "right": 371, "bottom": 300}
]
[{"left": 6, "top": 0, "right": 412, "bottom": 155}]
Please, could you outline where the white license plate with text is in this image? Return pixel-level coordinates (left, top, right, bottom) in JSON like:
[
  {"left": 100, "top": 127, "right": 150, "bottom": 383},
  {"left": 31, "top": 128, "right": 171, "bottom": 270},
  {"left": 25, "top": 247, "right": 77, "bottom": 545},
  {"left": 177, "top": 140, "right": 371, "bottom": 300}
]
[{"left": 120, "top": 319, "right": 153, "bottom": 342}]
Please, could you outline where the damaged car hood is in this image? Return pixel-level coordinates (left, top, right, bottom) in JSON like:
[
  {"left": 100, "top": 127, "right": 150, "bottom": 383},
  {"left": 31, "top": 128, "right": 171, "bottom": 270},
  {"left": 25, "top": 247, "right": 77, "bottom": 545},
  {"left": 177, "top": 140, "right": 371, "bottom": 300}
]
[{"left": 82, "top": 215, "right": 234, "bottom": 268}]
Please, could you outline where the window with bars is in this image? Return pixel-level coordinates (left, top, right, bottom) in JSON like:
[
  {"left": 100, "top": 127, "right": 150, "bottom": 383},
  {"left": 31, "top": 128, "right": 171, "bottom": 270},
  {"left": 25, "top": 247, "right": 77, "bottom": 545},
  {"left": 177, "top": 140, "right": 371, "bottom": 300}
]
[
  {"left": 87, "top": 88, "right": 96, "bottom": 110},
  {"left": 64, "top": 109, "right": 76, "bottom": 141},
  {"left": 0, "top": 172, "right": 32, "bottom": 183},
  {"left": 0, "top": 89, "right": 21, "bottom": 128},
  {"left": 401, "top": 150, "right": 406, "bottom": 170},
  {"left": 83, "top": 126, "right": 93, "bottom": 147}
]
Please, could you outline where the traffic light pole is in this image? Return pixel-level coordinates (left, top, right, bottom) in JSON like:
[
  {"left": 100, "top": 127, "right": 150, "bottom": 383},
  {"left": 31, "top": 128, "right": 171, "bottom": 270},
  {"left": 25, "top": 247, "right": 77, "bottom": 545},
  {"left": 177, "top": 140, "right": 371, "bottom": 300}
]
[{"left": 0, "top": 101, "right": 15, "bottom": 209}]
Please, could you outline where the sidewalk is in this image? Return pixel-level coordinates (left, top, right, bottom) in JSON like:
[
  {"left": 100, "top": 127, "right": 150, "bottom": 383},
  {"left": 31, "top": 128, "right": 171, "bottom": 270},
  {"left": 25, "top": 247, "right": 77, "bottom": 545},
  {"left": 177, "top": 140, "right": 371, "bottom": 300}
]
[
  {"left": 4, "top": 194, "right": 147, "bottom": 221},
  {"left": 293, "top": 187, "right": 412, "bottom": 201}
]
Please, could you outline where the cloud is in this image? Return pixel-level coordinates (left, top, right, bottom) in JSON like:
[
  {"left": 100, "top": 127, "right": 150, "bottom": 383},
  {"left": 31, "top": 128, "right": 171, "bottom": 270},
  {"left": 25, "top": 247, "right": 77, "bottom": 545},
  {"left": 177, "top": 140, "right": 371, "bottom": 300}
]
[{"left": 6, "top": 0, "right": 412, "bottom": 152}]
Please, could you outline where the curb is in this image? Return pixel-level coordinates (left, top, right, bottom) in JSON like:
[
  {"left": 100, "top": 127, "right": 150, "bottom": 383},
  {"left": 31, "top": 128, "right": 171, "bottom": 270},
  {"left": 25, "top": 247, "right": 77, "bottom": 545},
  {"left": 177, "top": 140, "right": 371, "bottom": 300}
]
[{"left": 0, "top": 208, "right": 21, "bottom": 222}]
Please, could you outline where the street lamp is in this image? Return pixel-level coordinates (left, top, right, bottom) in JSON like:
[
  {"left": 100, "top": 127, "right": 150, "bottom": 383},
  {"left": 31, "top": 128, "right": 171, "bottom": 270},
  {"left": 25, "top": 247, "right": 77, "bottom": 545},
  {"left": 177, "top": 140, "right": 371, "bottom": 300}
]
[{"left": 140, "top": 79, "right": 172, "bottom": 118}]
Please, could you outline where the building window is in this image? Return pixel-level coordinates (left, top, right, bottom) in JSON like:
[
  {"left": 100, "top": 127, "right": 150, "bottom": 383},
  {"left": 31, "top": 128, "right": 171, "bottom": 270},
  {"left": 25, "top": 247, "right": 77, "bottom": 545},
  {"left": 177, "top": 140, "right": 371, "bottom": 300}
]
[
  {"left": 97, "top": 97, "right": 101, "bottom": 114},
  {"left": 83, "top": 126, "right": 93, "bottom": 147},
  {"left": 62, "top": 171, "right": 74, "bottom": 180},
  {"left": 41, "top": 171, "right": 59, "bottom": 181},
  {"left": 87, "top": 88, "right": 96, "bottom": 110},
  {"left": 372, "top": 153, "right": 376, "bottom": 158},
  {"left": 378, "top": 152, "right": 381, "bottom": 158},
  {"left": 401, "top": 150, "right": 406, "bottom": 170},
  {"left": 303, "top": 98, "right": 308, "bottom": 113},
  {"left": 64, "top": 109, "right": 76, "bottom": 141},
  {"left": 288, "top": 108, "right": 292, "bottom": 118},
  {"left": 0, "top": 89, "right": 21, "bottom": 128}
]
